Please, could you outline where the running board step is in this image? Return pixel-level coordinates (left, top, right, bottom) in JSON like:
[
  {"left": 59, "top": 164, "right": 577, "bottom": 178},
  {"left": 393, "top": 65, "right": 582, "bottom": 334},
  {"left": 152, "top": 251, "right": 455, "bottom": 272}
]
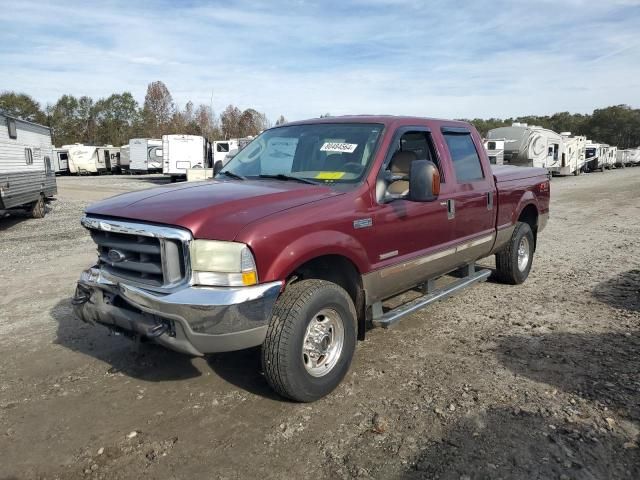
[{"left": 371, "top": 267, "right": 491, "bottom": 328}]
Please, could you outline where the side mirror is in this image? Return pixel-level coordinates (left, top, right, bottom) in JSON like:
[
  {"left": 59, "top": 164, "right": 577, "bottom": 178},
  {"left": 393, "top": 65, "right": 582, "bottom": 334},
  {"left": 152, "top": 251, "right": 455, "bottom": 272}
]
[
  {"left": 213, "top": 160, "right": 223, "bottom": 175},
  {"left": 409, "top": 160, "right": 440, "bottom": 202}
]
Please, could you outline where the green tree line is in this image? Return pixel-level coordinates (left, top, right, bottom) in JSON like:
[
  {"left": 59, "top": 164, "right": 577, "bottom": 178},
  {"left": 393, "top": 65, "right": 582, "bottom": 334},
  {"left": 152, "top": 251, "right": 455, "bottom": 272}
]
[
  {"left": 1, "top": 83, "right": 638, "bottom": 149},
  {"left": 0, "top": 81, "right": 287, "bottom": 147},
  {"left": 463, "top": 105, "right": 640, "bottom": 149}
]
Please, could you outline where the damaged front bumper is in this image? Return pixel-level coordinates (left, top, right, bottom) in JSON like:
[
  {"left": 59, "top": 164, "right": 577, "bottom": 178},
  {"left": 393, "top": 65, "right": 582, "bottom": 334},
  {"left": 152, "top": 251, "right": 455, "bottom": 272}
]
[{"left": 73, "top": 266, "right": 282, "bottom": 356}]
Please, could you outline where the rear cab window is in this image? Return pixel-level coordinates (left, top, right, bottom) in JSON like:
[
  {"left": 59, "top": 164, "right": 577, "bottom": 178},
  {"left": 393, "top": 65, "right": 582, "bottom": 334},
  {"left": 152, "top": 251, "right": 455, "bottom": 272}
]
[{"left": 441, "top": 128, "right": 485, "bottom": 183}]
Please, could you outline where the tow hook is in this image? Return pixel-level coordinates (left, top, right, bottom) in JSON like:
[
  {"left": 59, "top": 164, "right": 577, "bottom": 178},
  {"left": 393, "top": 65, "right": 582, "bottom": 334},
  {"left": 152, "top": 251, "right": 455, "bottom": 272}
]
[
  {"left": 71, "top": 285, "right": 92, "bottom": 306},
  {"left": 147, "top": 323, "right": 169, "bottom": 338}
]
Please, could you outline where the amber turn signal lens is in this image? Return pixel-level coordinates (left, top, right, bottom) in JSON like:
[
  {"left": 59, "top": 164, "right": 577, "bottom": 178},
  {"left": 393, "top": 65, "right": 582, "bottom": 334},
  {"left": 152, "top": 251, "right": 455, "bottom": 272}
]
[{"left": 432, "top": 169, "right": 441, "bottom": 196}]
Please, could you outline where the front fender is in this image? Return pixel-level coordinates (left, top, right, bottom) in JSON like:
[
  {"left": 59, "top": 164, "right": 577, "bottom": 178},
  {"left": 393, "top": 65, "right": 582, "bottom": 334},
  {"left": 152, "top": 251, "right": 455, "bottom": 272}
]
[{"left": 261, "top": 230, "right": 369, "bottom": 281}]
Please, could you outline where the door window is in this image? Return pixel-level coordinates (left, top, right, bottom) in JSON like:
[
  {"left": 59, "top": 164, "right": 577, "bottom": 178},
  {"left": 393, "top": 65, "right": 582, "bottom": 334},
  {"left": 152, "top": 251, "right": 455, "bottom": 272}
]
[{"left": 442, "top": 132, "right": 484, "bottom": 182}]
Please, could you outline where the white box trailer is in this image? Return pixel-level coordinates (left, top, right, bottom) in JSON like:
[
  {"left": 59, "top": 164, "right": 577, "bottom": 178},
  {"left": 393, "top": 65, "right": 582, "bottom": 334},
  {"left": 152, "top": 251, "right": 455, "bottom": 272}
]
[
  {"left": 162, "top": 134, "right": 212, "bottom": 180},
  {"left": 487, "top": 123, "right": 562, "bottom": 173},
  {"left": 0, "top": 113, "right": 57, "bottom": 218},
  {"left": 483, "top": 139, "right": 505, "bottom": 165},
  {"left": 213, "top": 139, "right": 238, "bottom": 166},
  {"left": 556, "top": 133, "right": 586, "bottom": 176},
  {"left": 129, "top": 138, "right": 163, "bottom": 173},
  {"left": 52, "top": 148, "right": 70, "bottom": 175},
  {"left": 119, "top": 145, "right": 130, "bottom": 172}
]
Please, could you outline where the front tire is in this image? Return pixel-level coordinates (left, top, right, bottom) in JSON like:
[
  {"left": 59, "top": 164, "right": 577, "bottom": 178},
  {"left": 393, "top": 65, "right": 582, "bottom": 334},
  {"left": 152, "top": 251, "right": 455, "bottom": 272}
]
[
  {"left": 262, "top": 279, "right": 357, "bottom": 402},
  {"left": 494, "top": 222, "right": 535, "bottom": 285}
]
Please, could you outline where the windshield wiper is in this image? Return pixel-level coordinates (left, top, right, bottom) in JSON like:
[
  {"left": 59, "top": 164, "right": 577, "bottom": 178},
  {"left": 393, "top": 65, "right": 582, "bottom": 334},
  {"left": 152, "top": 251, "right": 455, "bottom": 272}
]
[
  {"left": 218, "top": 170, "right": 246, "bottom": 180},
  {"left": 257, "top": 174, "right": 320, "bottom": 185}
]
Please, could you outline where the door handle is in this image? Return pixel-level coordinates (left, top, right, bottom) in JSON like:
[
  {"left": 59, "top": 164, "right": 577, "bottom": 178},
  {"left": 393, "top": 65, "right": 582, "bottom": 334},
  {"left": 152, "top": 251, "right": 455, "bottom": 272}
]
[{"left": 445, "top": 199, "right": 455, "bottom": 219}]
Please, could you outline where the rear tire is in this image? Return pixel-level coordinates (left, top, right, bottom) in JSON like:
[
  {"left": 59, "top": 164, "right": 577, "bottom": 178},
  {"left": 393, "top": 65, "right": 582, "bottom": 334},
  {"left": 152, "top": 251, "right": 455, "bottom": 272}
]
[
  {"left": 261, "top": 279, "right": 357, "bottom": 402},
  {"left": 494, "top": 222, "right": 534, "bottom": 285},
  {"left": 30, "top": 195, "right": 46, "bottom": 219}
]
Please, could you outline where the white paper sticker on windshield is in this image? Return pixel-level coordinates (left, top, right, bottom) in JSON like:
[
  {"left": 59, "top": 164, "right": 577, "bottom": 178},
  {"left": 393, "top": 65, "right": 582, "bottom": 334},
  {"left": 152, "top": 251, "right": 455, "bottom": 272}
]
[{"left": 320, "top": 142, "right": 358, "bottom": 153}]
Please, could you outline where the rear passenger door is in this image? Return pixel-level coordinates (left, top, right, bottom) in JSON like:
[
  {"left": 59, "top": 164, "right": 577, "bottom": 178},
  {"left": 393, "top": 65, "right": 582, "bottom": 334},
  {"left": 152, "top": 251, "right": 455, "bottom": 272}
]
[{"left": 440, "top": 127, "right": 496, "bottom": 262}]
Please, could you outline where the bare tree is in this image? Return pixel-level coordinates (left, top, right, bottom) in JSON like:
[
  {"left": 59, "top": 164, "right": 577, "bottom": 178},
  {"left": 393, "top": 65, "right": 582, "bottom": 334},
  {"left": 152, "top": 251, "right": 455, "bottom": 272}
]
[
  {"left": 220, "top": 104, "right": 242, "bottom": 139},
  {"left": 142, "top": 81, "right": 174, "bottom": 138},
  {"left": 275, "top": 115, "right": 287, "bottom": 126}
]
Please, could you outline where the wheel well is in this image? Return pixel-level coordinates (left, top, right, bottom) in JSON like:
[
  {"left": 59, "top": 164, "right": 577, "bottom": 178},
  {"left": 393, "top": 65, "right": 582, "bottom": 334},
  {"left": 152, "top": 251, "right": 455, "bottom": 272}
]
[
  {"left": 289, "top": 255, "right": 366, "bottom": 340},
  {"left": 518, "top": 204, "right": 539, "bottom": 249}
]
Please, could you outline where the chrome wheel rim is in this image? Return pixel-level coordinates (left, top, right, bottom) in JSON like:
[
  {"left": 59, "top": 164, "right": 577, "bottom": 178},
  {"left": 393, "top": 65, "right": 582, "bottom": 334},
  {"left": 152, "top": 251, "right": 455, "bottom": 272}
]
[
  {"left": 302, "top": 308, "right": 345, "bottom": 377},
  {"left": 517, "top": 237, "right": 530, "bottom": 272}
]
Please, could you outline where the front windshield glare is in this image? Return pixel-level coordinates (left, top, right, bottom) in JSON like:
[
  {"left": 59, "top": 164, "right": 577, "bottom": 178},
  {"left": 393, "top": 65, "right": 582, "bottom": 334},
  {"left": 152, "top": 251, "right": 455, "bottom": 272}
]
[{"left": 218, "top": 123, "right": 383, "bottom": 185}]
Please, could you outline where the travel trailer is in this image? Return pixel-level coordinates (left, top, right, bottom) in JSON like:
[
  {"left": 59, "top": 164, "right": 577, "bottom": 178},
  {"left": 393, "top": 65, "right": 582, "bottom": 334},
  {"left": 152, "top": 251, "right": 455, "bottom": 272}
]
[
  {"left": 52, "top": 148, "right": 70, "bottom": 175},
  {"left": 66, "top": 144, "right": 118, "bottom": 174},
  {"left": 585, "top": 142, "right": 607, "bottom": 172},
  {"left": 97, "top": 146, "right": 120, "bottom": 174},
  {"left": 483, "top": 139, "right": 505, "bottom": 165},
  {"left": 119, "top": 145, "right": 130, "bottom": 172},
  {"left": 604, "top": 146, "right": 617, "bottom": 169},
  {"left": 129, "top": 138, "right": 163, "bottom": 173},
  {"left": 163, "top": 134, "right": 212, "bottom": 180},
  {"left": 555, "top": 133, "right": 586, "bottom": 176},
  {"left": 0, "top": 112, "right": 57, "bottom": 218},
  {"left": 487, "top": 123, "right": 562, "bottom": 172},
  {"left": 213, "top": 139, "right": 238, "bottom": 166},
  {"left": 628, "top": 148, "right": 640, "bottom": 166}
]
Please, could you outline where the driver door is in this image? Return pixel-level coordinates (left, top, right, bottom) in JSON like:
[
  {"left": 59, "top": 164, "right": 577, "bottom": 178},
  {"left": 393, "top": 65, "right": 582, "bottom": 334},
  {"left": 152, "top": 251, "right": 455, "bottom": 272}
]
[{"left": 361, "top": 126, "right": 457, "bottom": 301}]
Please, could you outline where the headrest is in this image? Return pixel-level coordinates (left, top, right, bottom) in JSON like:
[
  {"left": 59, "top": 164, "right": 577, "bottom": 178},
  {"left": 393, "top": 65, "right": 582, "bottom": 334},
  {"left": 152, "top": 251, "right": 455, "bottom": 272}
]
[{"left": 390, "top": 150, "right": 417, "bottom": 173}]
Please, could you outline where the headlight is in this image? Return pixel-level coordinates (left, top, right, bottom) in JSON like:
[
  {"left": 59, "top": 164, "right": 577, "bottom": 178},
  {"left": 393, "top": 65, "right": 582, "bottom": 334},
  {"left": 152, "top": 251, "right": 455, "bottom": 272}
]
[{"left": 190, "top": 240, "right": 258, "bottom": 287}]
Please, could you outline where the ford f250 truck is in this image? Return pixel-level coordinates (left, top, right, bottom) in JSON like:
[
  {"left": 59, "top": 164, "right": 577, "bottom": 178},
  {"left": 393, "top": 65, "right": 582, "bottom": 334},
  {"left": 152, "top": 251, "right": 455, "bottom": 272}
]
[{"left": 73, "top": 116, "right": 550, "bottom": 402}]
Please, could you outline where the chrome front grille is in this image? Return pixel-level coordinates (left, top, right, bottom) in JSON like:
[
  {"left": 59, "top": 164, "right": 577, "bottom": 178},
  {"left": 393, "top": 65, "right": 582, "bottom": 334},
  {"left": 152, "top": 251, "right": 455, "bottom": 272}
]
[{"left": 81, "top": 216, "right": 192, "bottom": 291}]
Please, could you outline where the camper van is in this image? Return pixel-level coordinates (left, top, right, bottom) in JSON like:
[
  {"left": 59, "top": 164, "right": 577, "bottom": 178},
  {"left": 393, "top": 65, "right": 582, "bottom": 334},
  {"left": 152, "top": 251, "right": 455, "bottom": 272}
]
[
  {"left": 163, "top": 134, "right": 212, "bottom": 180},
  {"left": 52, "top": 148, "right": 70, "bottom": 175},
  {"left": 129, "top": 138, "right": 162, "bottom": 173},
  {"left": 483, "top": 139, "right": 505, "bottom": 165},
  {"left": 585, "top": 142, "right": 608, "bottom": 172},
  {"left": 487, "top": 123, "right": 562, "bottom": 173},
  {"left": 66, "top": 144, "right": 118, "bottom": 174},
  {"left": 119, "top": 145, "right": 130, "bottom": 173},
  {"left": 555, "top": 133, "right": 586, "bottom": 176},
  {"left": 0, "top": 113, "right": 57, "bottom": 218}
]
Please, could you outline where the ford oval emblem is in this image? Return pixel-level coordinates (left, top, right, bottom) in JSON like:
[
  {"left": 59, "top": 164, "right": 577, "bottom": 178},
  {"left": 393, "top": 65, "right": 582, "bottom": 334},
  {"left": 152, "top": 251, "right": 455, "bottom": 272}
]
[{"left": 107, "top": 249, "right": 126, "bottom": 263}]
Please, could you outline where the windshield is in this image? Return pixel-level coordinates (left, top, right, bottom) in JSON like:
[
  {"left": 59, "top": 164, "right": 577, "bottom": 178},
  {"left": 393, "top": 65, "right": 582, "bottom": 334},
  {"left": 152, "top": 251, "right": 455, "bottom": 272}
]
[{"left": 218, "top": 123, "right": 383, "bottom": 187}]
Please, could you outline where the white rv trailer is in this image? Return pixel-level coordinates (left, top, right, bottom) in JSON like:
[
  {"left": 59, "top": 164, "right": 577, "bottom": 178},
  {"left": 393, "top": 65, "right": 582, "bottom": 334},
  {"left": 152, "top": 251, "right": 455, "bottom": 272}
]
[
  {"left": 554, "top": 132, "right": 586, "bottom": 176},
  {"left": 119, "top": 145, "right": 130, "bottom": 172},
  {"left": 66, "top": 144, "right": 118, "bottom": 174},
  {"left": 628, "top": 148, "right": 640, "bottom": 166},
  {"left": 487, "top": 123, "right": 562, "bottom": 173},
  {"left": 584, "top": 142, "right": 608, "bottom": 172},
  {"left": 213, "top": 139, "right": 238, "bottom": 166},
  {"left": 129, "top": 138, "right": 163, "bottom": 173},
  {"left": 97, "top": 146, "right": 120, "bottom": 174},
  {"left": 162, "top": 134, "right": 212, "bottom": 180},
  {"left": 0, "top": 112, "right": 57, "bottom": 218},
  {"left": 604, "top": 146, "right": 617, "bottom": 169},
  {"left": 52, "top": 148, "right": 70, "bottom": 175},
  {"left": 483, "top": 139, "right": 505, "bottom": 165}
]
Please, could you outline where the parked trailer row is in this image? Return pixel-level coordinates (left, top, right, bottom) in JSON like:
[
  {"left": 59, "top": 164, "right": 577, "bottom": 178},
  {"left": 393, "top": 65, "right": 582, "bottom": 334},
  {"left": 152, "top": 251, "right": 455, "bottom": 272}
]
[
  {"left": 0, "top": 112, "right": 57, "bottom": 218},
  {"left": 485, "top": 123, "right": 638, "bottom": 176}
]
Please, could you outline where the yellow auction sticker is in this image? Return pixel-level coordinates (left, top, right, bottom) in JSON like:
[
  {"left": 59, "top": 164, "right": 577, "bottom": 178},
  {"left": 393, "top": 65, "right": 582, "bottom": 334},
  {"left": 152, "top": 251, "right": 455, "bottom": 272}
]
[{"left": 315, "top": 172, "right": 345, "bottom": 180}]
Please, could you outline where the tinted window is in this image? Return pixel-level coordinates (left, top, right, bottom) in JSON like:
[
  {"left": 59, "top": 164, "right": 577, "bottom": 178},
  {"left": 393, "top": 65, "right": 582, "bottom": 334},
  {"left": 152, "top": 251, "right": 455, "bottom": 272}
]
[
  {"left": 443, "top": 133, "right": 484, "bottom": 182},
  {"left": 217, "top": 143, "right": 229, "bottom": 152}
]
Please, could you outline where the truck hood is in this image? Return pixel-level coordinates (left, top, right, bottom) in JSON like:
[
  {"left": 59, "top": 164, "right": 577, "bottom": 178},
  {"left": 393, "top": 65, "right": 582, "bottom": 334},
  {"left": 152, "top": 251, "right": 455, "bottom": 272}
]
[{"left": 85, "top": 179, "right": 342, "bottom": 241}]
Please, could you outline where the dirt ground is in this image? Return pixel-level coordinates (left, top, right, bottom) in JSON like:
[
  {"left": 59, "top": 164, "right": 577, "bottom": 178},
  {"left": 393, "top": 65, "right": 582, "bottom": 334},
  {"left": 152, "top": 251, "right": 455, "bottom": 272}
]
[{"left": 1, "top": 170, "right": 639, "bottom": 480}]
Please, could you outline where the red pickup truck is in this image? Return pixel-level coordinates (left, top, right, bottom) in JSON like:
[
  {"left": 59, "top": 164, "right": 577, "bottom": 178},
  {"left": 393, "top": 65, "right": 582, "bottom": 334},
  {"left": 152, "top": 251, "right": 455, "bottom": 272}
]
[{"left": 73, "top": 116, "right": 549, "bottom": 401}]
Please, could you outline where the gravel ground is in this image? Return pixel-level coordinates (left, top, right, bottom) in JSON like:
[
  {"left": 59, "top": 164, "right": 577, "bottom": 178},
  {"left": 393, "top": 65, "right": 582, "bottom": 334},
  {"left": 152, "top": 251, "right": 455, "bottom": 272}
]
[{"left": 0, "top": 170, "right": 639, "bottom": 480}]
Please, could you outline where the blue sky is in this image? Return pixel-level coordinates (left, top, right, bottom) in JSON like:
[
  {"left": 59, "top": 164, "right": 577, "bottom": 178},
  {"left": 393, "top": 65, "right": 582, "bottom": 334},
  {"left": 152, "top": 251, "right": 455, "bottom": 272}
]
[{"left": 1, "top": 0, "right": 639, "bottom": 121}]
